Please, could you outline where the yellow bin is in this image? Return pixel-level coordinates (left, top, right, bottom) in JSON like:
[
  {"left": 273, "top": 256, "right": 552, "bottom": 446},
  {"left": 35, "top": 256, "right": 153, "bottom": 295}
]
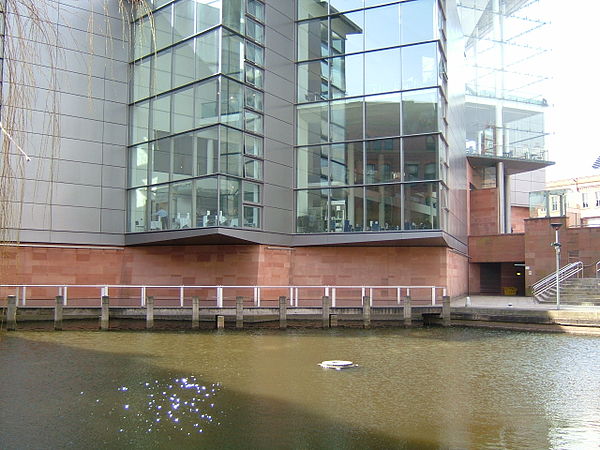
[{"left": 503, "top": 287, "right": 517, "bottom": 296}]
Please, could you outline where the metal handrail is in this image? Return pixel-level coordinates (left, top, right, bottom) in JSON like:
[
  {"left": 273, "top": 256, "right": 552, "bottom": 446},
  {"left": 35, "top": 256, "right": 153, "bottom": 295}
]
[
  {"left": 0, "top": 284, "right": 448, "bottom": 308},
  {"left": 532, "top": 261, "right": 583, "bottom": 297},
  {"left": 596, "top": 261, "right": 600, "bottom": 279}
]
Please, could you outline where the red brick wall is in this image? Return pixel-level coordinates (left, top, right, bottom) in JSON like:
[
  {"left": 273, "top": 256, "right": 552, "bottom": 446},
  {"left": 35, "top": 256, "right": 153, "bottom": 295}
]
[
  {"left": 2, "top": 243, "right": 470, "bottom": 298},
  {"left": 469, "top": 234, "right": 525, "bottom": 262},
  {"left": 470, "top": 188, "right": 499, "bottom": 236},
  {"left": 511, "top": 206, "right": 529, "bottom": 233},
  {"left": 524, "top": 218, "right": 600, "bottom": 286}
]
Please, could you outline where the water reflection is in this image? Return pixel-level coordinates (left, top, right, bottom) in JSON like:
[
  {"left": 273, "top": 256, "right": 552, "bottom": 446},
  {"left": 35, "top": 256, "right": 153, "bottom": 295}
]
[{"left": 1, "top": 328, "right": 599, "bottom": 449}]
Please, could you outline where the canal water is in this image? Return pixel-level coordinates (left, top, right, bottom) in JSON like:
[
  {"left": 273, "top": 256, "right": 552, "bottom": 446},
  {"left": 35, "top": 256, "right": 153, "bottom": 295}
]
[{"left": 1, "top": 327, "right": 599, "bottom": 449}]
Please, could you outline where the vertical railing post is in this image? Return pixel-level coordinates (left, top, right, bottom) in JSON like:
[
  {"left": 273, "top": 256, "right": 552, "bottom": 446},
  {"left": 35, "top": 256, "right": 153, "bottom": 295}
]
[
  {"left": 141, "top": 287, "right": 146, "bottom": 307},
  {"left": 442, "top": 295, "right": 451, "bottom": 327},
  {"left": 217, "top": 287, "right": 223, "bottom": 308},
  {"left": 403, "top": 294, "right": 412, "bottom": 327},
  {"left": 397, "top": 287, "right": 401, "bottom": 305},
  {"left": 64, "top": 286, "right": 68, "bottom": 306},
  {"left": 22, "top": 286, "right": 27, "bottom": 306},
  {"left": 192, "top": 296, "right": 200, "bottom": 329},
  {"left": 361, "top": 287, "right": 365, "bottom": 305},
  {"left": 362, "top": 296, "right": 371, "bottom": 328},
  {"left": 253, "top": 287, "right": 258, "bottom": 306},
  {"left": 236, "top": 296, "right": 244, "bottom": 329},
  {"left": 146, "top": 296, "right": 154, "bottom": 330},
  {"left": 289, "top": 287, "right": 293, "bottom": 307},
  {"left": 279, "top": 296, "right": 287, "bottom": 329},
  {"left": 6, "top": 295, "right": 17, "bottom": 331},
  {"left": 332, "top": 288, "right": 336, "bottom": 307},
  {"left": 257, "top": 287, "right": 261, "bottom": 307},
  {"left": 369, "top": 288, "right": 373, "bottom": 306},
  {"left": 295, "top": 287, "right": 299, "bottom": 306},
  {"left": 54, "top": 295, "right": 64, "bottom": 331},
  {"left": 100, "top": 295, "right": 109, "bottom": 330},
  {"left": 431, "top": 287, "right": 436, "bottom": 305},
  {"left": 179, "top": 286, "right": 184, "bottom": 307},
  {"left": 322, "top": 295, "right": 331, "bottom": 329}
]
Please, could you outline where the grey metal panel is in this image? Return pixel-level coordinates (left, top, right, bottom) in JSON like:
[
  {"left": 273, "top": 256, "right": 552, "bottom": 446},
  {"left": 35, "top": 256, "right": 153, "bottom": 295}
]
[
  {"left": 53, "top": 183, "right": 102, "bottom": 208},
  {"left": 263, "top": 206, "right": 294, "bottom": 234},
  {"left": 59, "top": 138, "right": 103, "bottom": 164},
  {"left": 264, "top": 26, "right": 294, "bottom": 59},
  {"left": 101, "top": 165, "right": 126, "bottom": 189},
  {"left": 15, "top": 229, "right": 53, "bottom": 243},
  {"left": 102, "top": 144, "right": 127, "bottom": 168},
  {"left": 101, "top": 187, "right": 126, "bottom": 210},
  {"left": 22, "top": 180, "right": 53, "bottom": 204},
  {"left": 52, "top": 205, "right": 101, "bottom": 232},
  {"left": 103, "top": 100, "right": 128, "bottom": 125},
  {"left": 268, "top": 0, "right": 295, "bottom": 20},
  {"left": 58, "top": 70, "right": 106, "bottom": 98},
  {"left": 264, "top": 160, "right": 293, "bottom": 189},
  {"left": 100, "top": 208, "right": 126, "bottom": 233},
  {"left": 103, "top": 122, "right": 128, "bottom": 146},
  {"left": 104, "top": 80, "right": 129, "bottom": 103},
  {"left": 264, "top": 94, "right": 294, "bottom": 125},
  {"left": 60, "top": 93, "right": 104, "bottom": 122},
  {"left": 264, "top": 116, "right": 294, "bottom": 147},
  {"left": 57, "top": 160, "right": 102, "bottom": 186},
  {"left": 264, "top": 52, "right": 295, "bottom": 85},
  {"left": 263, "top": 184, "right": 293, "bottom": 211},
  {"left": 264, "top": 138, "right": 293, "bottom": 167},
  {"left": 19, "top": 203, "right": 52, "bottom": 230},
  {"left": 49, "top": 230, "right": 125, "bottom": 246}
]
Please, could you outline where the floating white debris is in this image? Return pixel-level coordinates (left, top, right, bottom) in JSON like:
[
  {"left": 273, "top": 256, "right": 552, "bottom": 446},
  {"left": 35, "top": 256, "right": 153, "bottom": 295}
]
[{"left": 318, "top": 360, "right": 358, "bottom": 370}]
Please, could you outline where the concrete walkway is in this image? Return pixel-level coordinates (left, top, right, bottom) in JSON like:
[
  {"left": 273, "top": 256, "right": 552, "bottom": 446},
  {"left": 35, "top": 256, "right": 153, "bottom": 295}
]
[{"left": 451, "top": 295, "right": 600, "bottom": 311}]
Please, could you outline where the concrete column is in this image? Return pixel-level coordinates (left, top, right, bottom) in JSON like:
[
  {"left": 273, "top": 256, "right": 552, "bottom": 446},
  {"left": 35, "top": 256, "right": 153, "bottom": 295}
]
[
  {"left": 279, "top": 296, "right": 287, "bottom": 329},
  {"left": 192, "top": 296, "right": 200, "bottom": 329},
  {"left": 329, "top": 314, "right": 338, "bottom": 327},
  {"left": 100, "top": 295, "right": 110, "bottom": 331},
  {"left": 236, "top": 296, "right": 244, "bottom": 329},
  {"left": 497, "top": 161, "right": 506, "bottom": 234},
  {"left": 54, "top": 295, "right": 64, "bottom": 331},
  {"left": 403, "top": 295, "right": 412, "bottom": 327},
  {"left": 216, "top": 315, "right": 225, "bottom": 329},
  {"left": 363, "top": 296, "right": 371, "bottom": 328},
  {"left": 6, "top": 295, "right": 17, "bottom": 331},
  {"left": 504, "top": 173, "right": 512, "bottom": 233},
  {"left": 322, "top": 295, "right": 331, "bottom": 329},
  {"left": 442, "top": 295, "right": 451, "bottom": 327},
  {"left": 146, "top": 296, "right": 154, "bottom": 330}
]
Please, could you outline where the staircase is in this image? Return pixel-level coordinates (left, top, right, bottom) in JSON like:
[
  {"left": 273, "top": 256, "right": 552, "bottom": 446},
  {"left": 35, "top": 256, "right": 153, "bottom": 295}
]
[{"left": 559, "top": 278, "right": 600, "bottom": 305}]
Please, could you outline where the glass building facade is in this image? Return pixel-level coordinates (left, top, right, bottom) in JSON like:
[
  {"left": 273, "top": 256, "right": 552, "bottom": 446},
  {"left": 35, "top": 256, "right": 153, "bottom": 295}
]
[
  {"left": 127, "top": 0, "right": 265, "bottom": 232},
  {"left": 295, "top": 0, "right": 449, "bottom": 233}
]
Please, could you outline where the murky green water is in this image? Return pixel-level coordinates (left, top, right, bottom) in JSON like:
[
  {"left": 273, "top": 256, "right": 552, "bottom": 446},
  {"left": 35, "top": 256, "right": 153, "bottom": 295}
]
[{"left": 1, "top": 327, "right": 599, "bottom": 449}]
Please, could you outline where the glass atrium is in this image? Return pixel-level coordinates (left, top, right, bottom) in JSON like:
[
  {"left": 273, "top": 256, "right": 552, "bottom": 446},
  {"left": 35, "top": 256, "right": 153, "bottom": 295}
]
[
  {"left": 295, "top": 0, "right": 448, "bottom": 233},
  {"left": 127, "top": 0, "right": 265, "bottom": 232}
]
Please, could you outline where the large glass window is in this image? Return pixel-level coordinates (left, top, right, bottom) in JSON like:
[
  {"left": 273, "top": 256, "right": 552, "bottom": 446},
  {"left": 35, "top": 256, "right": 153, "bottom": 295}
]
[
  {"left": 129, "top": 144, "right": 149, "bottom": 187},
  {"left": 330, "top": 98, "right": 363, "bottom": 142},
  {"left": 222, "top": 30, "right": 244, "bottom": 80},
  {"left": 173, "top": 133, "right": 194, "bottom": 180},
  {"left": 330, "top": 187, "right": 364, "bottom": 232},
  {"left": 366, "top": 184, "right": 401, "bottom": 231},
  {"left": 196, "top": 176, "right": 218, "bottom": 227},
  {"left": 196, "top": 126, "right": 219, "bottom": 176},
  {"left": 220, "top": 78, "right": 243, "bottom": 128},
  {"left": 149, "top": 185, "right": 170, "bottom": 230},
  {"left": 365, "top": 138, "right": 400, "bottom": 183},
  {"left": 330, "top": 142, "right": 363, "bottom": 186},
  {"left": 170, "top": 181, "right": 193, "bottom": 229},
  {"left": 402, "top": 42, "right": 438, "bottom": 90},
  {"left": 401, "top": 0, "right": 436, "bottom": 44},
  {"left": 404, "top": 182, "right": 438, "bottom": 229},
  {"left": 296, "top": 189, "right": 328, "bottom": 233},
  {"left": 365, "top": 4, "right": 400, "bottom": 51},
  {"left": 128, "top": 188, "right": 147, "bottom": 232},
  {"left": 172, "top": 86, "right": 195, "bottom": 134},
  {"left": 297, "top": 145, "right": 328, "bottom": 188},
  {"left": 195, "top": 78, "right": 219, "bottom": 127},
  {"left": 196, "top": 0, "right": 222, "bottom": 33},
  {"left": 298, "top": 18, "right": 328, "bottom": 61},
  {"left": 220, "top": 177, "right": 242, "bottom": 226},
  {"left": 402, "top": 88, "right": 438, "bottom": 135},
  {"left": 297, "top": 102, "right": 328, "bottom": 145},
  {"left": 151, "top": 139, "right": 170, "bottom": 184},
  {"left": 220, "top": 126, "right": 243, "bottom": 176},
  {"left": 403, "top": 135, "right": 438, "bottom": 181},
  {"left": 365, "top": 48, "right": 400, "bottom": 95},
  {"left": 365, "top": 93, "right": 401, "bottom": 138}
]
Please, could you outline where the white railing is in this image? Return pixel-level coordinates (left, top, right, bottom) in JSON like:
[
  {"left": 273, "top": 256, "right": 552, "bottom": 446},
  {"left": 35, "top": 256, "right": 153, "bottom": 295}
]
[
  {"left": 531, "top": 261, "right": 583, "bottom": 298},
  {"left": 596, "top": 260, "right": 600, "bottom": 279},
  {"left": 0, "top": 284, "right": 447, "bottom": 308}
]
